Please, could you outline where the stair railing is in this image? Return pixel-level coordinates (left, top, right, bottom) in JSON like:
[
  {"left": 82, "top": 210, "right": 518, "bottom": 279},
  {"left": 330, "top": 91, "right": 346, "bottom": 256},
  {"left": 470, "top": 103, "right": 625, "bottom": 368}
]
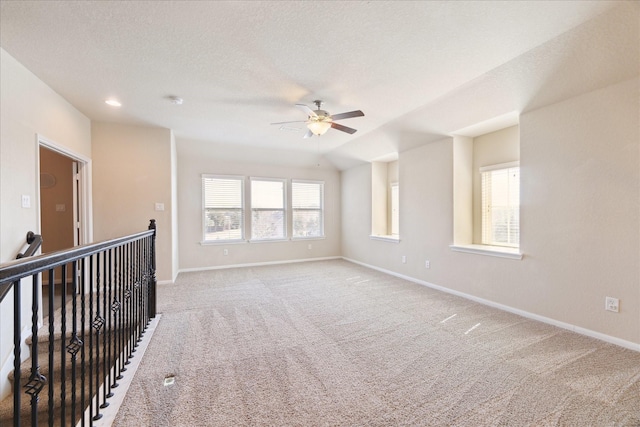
[{"left": 0, "top": 220, "right": 157, "bottom": 427}]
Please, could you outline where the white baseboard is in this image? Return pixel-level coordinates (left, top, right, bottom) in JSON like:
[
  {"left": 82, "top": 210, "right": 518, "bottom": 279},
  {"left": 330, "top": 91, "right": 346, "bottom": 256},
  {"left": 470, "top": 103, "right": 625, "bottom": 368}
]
[
  {"left": 343, "top": 257, "right": 640, "bottom": 353},
  {"left": 178, "top": 256, "right": 342, "bottom": 274},
  {"left": 78, "top": 314, "right": 161, "bottom": 427}
]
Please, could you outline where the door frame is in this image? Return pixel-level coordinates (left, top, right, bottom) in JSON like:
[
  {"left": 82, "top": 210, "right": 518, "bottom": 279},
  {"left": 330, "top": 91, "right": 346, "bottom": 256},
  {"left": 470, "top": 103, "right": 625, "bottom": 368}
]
[{"left": 36, "top": 134, "right": 93, "bottom": 247}]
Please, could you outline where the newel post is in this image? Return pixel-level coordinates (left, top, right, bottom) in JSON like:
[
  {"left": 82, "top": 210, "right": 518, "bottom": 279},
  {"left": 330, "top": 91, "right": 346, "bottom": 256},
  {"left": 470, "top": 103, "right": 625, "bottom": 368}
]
[{"left": 148, "top": 219, "right": 157, "bottom": 318}]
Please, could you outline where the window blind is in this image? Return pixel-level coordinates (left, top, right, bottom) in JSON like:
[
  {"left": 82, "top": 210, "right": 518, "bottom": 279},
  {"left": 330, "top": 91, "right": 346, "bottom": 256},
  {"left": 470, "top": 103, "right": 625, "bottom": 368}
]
[
  {"left": 202, "top": 175, "right": 244, "bottom": 241},
  {"left": 292, "top": 180, "right": 324, "bottom": 238},
  {"left": 481, "top": 166, "right": 519, "bottom": 247},
  {"left": 251, "top": 178, "right": 286, "bottom": 240}
]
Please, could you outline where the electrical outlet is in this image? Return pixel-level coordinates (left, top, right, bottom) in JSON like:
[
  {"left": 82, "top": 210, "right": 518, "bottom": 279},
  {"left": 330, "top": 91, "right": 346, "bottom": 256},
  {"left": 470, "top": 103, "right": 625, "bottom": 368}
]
[
  {"left": 223, "top": 249, "right": 228, "bottom": 256},
  {"left": 163, "top": 375, "right": 175, "bottom": 386},
  {"left": 605, "top": 297, "right": 619, "bottom": 313},
  {"left": 308, "top": 244, "right": 312, "bottom": 250},
  {"left": 425, "top": 260, "right": 430, "bottom": 269},
  {"left": 401, "top": 255, "right": 406, "bottom": 264}
]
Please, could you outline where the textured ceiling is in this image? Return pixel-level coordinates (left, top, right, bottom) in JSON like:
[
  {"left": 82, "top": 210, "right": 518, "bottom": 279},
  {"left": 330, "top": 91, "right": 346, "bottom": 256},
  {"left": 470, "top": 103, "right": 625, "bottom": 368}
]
[{"left": 0, "top": 1, "right": 635, "bottom": 169}]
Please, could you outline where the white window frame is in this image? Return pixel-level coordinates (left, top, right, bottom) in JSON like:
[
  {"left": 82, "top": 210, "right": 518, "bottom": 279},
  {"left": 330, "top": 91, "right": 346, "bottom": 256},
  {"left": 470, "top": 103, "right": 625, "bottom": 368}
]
[
  {"left": 202, "top": 174, "right": 245, "bottom": 243},
  {"left": 250, "top": 177, "right": 287, "bottom": 242},
  {"left": 292, "top": 180, "right": 325, "bottom": 239},
  {"left": 480, "top": 161, "right": 520, "bottom": 248}
]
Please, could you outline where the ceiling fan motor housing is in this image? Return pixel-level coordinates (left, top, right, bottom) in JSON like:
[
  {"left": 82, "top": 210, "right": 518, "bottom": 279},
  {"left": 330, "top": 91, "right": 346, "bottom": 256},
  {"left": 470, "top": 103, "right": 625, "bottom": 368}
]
[{"left": 311, "top": 110, "right": 331, "bottom": 121}]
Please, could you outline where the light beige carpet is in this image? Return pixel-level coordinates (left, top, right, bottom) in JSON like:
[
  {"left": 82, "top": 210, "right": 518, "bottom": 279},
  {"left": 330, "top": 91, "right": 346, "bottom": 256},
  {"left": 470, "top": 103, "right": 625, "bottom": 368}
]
[{"left": 113, "top": 260, "right": 640, "bottom": 426}]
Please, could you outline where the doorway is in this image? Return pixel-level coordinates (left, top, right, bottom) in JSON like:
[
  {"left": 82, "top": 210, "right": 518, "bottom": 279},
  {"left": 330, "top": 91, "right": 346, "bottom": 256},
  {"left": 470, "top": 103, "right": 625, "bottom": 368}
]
[{"left": 38, "top": 139, "right": 89, "bottom": 318}]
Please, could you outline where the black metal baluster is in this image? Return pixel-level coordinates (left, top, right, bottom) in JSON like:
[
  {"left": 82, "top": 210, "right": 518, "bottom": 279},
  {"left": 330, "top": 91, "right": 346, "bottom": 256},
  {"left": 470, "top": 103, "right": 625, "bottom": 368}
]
[
  {"left": 110, "top": 247, "right": 121, "bottom": 389},
  {"left": 101, "top": 251, "right": 110, "bottom": 409},
  {"left": 142, "top": 236, "right": 149, "bottom": 329},
  {"left": 80, "top": 257, "right": 87, "bottom": 427},
  {"left": 146, "top": 235, "right": 152, "bottom": 325},
  {"left": 131, "top": 240, "right": 139, "bottom": 356},
  {"left": 67, "top": 260, "right": 83, "bottom": 426},
  {"left": 47, "top": 268, "right": 55, "bottom": 427},
  {"left": 105, "top": 249, "right": 112, "bottom": 399},
  {"left": 25, "top": 272, "right": 45, "bottom": 426},
  {"left": 12, "top": 278, "right": 21, "bottom": 427},
  {"left": 115, "top": 246, "right": 124, "bottom": 380},
  {"left": 92, "top": 253, "right": 104, "bottom": 421},
  {"left": 145, "top": 236, "right": 150, "bottom": 328},
  {"left": 141, "top": 237, "right": 147, "bottom": 332},
  {"left": 88, "top": 255, "right": 97, "bottom": 422},
  {"left": 43, "top": 268, "right": 56, "bottom": 425},
  {"left": 136, "top": 240, "right": 145, "bottom": 348},
  {"left": 124, "top": 242, "right": 133, "bottom": 364},
  {"left": 60, "top": 263, "right": 68, "bottom": 425},
  {"left": 149, "top": 219, "right": 157, "bottom": 319}
]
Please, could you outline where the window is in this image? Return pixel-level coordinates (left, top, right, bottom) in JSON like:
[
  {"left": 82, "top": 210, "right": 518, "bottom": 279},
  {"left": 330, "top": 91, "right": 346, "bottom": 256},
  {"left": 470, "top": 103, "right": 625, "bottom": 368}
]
[
  {"left": 251, "top": 178, "right": 286, "bottom": 240},
  {"left": 481, "top": 162, "right": 520, "bottom": 247},
  {"left": 202, "top": 175, "right": 244, "bottom": 242},
  {"left": 371, "top": 160, "right": 399, "bottom": 241},
  {"left": 292, "top": 180, "right": 324, "bottom": 238}
]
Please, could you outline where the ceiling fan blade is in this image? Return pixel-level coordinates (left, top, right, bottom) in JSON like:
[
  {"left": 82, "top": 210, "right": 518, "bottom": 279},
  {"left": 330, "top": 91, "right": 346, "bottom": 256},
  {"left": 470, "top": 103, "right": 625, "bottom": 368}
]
[
  {"left": 331, "top": 122, "right": 357, "bottom": 134},
  {"left": 330, "top": 110, "right": 364, "bottom": 121},
  {"left": 271, "top": 120, "right": 306, "bottom": 125},
  {"left": 296, "top": 104, "right": 318, "bottom": 118},
  {"left": 303, "top": 129, "right": 314, "bottom": 139}
]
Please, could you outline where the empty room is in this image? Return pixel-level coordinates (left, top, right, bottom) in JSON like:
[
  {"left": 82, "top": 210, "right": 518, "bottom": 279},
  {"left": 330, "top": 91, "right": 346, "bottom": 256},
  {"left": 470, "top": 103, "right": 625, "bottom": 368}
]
[{"left": 0, "top": 1, "right": 638, "bottom": 426}]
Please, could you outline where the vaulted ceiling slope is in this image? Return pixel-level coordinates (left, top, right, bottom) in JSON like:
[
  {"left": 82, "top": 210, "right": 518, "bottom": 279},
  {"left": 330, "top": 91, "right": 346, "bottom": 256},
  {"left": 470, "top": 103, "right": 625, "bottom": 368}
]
[{"left": 1, "top": 1, "right": 637, "bottom": 169}]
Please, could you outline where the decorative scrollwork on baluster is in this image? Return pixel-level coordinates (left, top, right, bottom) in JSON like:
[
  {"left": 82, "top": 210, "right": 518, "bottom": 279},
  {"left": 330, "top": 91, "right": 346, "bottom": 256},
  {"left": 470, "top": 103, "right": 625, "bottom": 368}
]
[
  {"left": 92, "top": 315, "right": 105, "bottom": 331},
  {"left": 24, "top": 370, "right": 47, "bottom": 397},
  {"left": 66, "top": 335, "right": 84, "bottom": 358}
]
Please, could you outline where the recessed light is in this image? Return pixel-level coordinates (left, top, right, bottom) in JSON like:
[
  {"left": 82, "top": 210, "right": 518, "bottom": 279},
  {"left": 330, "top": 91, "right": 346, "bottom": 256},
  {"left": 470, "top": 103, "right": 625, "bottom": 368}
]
[
  {"left": 167, "top": 96, "right": 183, "bottom": 105},
  {"left": 105, "top": 99, "right": 122, "bottom": 107}
]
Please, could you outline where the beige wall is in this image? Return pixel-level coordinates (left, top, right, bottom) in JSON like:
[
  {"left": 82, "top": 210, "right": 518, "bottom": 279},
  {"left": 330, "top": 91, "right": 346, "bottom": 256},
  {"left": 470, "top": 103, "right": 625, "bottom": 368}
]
[
  {"left": 342, "top": 78, "right": 639, "bottom": 347},
  {"left": 0, "top": 48, "right": 91, "bottom": 400},
  {"left": 177, "top": 139, "right": 341, "bottom": 270},
  {"left": 171, "top": 133, "right": 179, "bottom": 280},
  {"left": 0, "top": 49, "right": 91, "bottom": 262},
  {"left": 520, "top": 78, "right": 638, "bottom": 343},
  {"left": 91, "top": 122, "right": 176, "bottom": 282}
]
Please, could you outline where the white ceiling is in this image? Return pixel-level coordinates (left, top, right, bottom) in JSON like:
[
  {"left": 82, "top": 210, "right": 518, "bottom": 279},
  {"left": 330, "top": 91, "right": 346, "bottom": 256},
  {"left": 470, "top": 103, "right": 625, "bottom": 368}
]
[{"left": 0, "top": 1, "right": 635, "bottom": 169}]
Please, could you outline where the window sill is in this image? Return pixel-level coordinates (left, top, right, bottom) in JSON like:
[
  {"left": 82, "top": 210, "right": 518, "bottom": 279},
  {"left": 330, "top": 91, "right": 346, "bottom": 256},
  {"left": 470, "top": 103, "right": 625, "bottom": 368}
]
[
  {"left": 249, "top": 238, "right": 288, "bottom": 244},
  {"left": 292, "top": 236, "right": 326, "bottom": 241},
  {"left": 200, "top": 240, "right": 247, "bottom": 245},
  {"left": 449, "top": 244, "right": 523, "bottom": 260},
  {"left": 370, "top": 235, "right": 400, "bottom": 243}
]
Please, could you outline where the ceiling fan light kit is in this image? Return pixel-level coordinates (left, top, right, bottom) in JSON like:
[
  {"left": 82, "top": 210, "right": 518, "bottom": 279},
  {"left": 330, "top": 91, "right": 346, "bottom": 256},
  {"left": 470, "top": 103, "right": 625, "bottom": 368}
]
[
  {"left": 307, "top": 118, "right": 332, "bottom": 136},
  {"left": 272, "top": 100, "right": 364, "bottom": 138}
]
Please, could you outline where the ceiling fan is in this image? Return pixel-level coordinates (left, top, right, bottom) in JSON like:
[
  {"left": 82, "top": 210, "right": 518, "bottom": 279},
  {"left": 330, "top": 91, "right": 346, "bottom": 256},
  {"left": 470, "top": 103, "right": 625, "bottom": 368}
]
[{"left": 271, "top": 100, "right": 364, "bottom": 138}]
